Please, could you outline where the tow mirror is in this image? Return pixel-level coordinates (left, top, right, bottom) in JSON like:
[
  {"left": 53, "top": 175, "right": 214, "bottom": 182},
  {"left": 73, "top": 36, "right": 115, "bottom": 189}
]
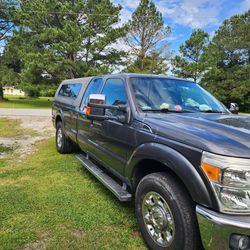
[
  {"left": 229, "top": 103, "right": 239, "bottom": 114},
  {"left": 86, "top": 94, "right": 106, "bottom": 117},
  {"left": 86, "top": 94, "right": 130, "bottom": 123}
]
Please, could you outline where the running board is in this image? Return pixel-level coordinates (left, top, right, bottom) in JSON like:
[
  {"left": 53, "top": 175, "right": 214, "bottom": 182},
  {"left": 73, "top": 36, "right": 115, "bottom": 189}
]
[{"left": 75, "top": 154, "right": 132, "bottom": 202}]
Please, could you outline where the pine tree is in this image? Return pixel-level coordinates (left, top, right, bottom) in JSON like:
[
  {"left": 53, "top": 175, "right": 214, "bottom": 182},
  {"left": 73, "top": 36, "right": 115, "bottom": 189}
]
[
  {"left": 0, "top": 0, "right": 17, "bottom": 99},
  {"left": 171, "top": 29, "right": 209, "bottom": 82},
  {"left": 124, "top": 0, "right": 171, "bottom": 73},
  {"left": 2, "top": 0, "right": 125, "bottom": 90},
  {"left": 202, "top": 10, "right": 250, "bottom": 111}
]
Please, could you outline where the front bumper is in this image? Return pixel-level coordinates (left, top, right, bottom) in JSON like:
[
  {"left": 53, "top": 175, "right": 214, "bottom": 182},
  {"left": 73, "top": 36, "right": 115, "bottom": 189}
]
[{"left": 196, "top": 205, "right": 250, "bottom": 250}]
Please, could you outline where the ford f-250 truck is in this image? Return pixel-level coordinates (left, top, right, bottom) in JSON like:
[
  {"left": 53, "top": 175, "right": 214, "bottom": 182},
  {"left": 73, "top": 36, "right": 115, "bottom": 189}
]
[{"left": 52, "top": 74, "right": 250, "bottom": 250}]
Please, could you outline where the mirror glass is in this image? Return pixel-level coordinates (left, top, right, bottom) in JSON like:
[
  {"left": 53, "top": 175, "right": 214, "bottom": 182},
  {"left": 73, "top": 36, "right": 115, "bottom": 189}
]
[
  {"left": 229, "top": 103, "right": 239, "bottom": 114},
  {"left": 88, "top": 94, "right": 106, "bottom": 116}
]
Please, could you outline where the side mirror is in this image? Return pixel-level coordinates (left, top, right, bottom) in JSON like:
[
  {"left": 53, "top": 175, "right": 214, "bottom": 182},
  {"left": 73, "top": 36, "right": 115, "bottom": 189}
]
[
  {"left": 86, "top": 94, "right": 106, "bottom": 117},
  {"left": 229, "top": 103, "right": 239, "bottom": 114},
  {"left": 86, "top": 94, "right": 130, "bottom": 123}
]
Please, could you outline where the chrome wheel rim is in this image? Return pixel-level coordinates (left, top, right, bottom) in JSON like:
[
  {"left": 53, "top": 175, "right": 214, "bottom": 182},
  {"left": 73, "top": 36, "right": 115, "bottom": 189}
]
[
  {"left": 57, "top": 128, "right": 63, "bottom": 148},
  {"left": 142, "top": 191, "right": 175, "bottom": 247}
]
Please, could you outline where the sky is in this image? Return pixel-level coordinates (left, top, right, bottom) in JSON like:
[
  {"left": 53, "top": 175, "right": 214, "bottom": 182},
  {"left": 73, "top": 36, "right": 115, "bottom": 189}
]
[{"left": 112, "top": 0, "right": 250, "bottom": 53}]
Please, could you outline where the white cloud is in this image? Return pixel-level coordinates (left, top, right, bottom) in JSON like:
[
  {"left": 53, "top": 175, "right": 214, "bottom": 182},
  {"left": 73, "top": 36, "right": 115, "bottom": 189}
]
[
  {"left": 156, "top": 0, "right": 222, "bottom": 28},
  {"left": 113, "top": 0, "right": 224, "bottom": 29},
  {"left": 112, "top": 0, "right": 139, "bottom": 25},
  {"left": 242, "top": 0, "right": 250, "bottom": 10},
  {"left": 119, "top": 7, "right": 133, "bottom": 25},
  {"left": 167, "top": 35, "right": 177, "bottom": 41}
]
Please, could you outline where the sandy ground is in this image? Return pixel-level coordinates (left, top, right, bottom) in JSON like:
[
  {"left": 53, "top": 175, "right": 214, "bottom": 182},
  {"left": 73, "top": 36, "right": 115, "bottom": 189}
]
[
  {"left": 0, "top": 114, "right": 54, "bottom": 160},
  {"left": 0, "top": 108, "right": 51, "bottom": 117}
]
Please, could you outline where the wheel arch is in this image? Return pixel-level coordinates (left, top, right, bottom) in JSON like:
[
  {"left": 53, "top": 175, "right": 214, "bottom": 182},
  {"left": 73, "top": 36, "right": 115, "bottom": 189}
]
[
  {"left": 55, "top": 112, "right": 63, "bottom": 128},
  {"left": 126, "top": 143, "right": 215, "bottom": 209}
]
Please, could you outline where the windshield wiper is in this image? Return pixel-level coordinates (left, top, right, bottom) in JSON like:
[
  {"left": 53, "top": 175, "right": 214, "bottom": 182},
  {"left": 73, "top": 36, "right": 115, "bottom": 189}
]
[
  {"left": 142, "top": 108, "right": 226, "bottom": 114},
  {"left": 142, "top": 108, "right": 186, "bottom": 113},
  {"left": 142, "top": 108, "right": 171, "bottom": 112},
  {"left": 200, "top": 110, "right": 225, "bottom": 113}
]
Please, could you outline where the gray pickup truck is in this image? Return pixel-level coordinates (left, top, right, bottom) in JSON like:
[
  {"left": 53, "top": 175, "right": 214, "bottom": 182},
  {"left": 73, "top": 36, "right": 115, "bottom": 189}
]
[{"left": 52, "top": 74, "right": 250, "bottom": 250}]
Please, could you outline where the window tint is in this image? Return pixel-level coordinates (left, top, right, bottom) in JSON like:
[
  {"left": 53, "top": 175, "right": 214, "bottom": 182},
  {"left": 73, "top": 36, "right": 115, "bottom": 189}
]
[
  {"left": 102, "top": 78, "right": 127, "bottom": 116},
  {"left": 81, "top": 78, "right": 103, "bottom": 107},
  {"left": 59, "top": 83, "right": 82, "bottom": 99}
]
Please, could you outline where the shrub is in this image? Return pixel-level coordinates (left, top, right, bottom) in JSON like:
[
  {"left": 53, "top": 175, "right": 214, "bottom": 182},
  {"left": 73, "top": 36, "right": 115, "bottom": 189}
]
[
  {"left": 21, "top": 84, "right": 40, "bottom": 97},
  {"left": 39, "top": 85, "right": 57, "bottom": 97},
  {"left": 20, "top": 83, "right": 58, "bottom": 97}
]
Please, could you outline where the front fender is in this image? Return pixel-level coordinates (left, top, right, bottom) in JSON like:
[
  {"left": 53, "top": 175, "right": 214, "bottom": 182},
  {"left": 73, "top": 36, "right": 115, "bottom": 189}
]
[{"left": 125, "top": 142, "right": 215, "bottom": 209}]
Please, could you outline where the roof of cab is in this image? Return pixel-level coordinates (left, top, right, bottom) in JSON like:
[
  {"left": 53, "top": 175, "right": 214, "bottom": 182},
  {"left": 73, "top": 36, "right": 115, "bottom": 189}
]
[
  {"left": 99, "top": 73, "right": 194, "bottom": 83},
  {"left": 61, "top": 76, "right": 93, "bottom": 84},
  {"left": 60, "top": 73, "right": 193, "bottom": 83}
]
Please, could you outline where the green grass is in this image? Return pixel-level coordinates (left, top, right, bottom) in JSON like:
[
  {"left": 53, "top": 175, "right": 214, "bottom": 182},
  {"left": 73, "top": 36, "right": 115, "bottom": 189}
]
[
  {"left": 0, "top": 144, "right": 14, "bottom": 153},
  {"left": 0, "top": 139, "right": 146, "bottom": 249},
  {"left": 0, "top": 96, "right": 53, "bottom": 109},
  {"left": 0, "top": 118, "right": 37, "bottom": 138}
]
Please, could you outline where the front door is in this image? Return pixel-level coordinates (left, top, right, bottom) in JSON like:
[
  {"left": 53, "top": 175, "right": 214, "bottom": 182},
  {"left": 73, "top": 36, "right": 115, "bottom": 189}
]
[{"left": 88, "top": 78, "right": 131, "bottom": 178}]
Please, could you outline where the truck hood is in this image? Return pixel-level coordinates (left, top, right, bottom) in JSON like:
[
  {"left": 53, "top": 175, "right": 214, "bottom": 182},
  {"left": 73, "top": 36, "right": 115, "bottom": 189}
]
[{"left": 143, "top": 113, "right": 250, "bottom": 158}]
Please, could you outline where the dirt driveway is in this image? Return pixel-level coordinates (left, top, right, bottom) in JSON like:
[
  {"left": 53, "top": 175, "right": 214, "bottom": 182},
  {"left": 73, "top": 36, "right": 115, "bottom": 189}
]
[{"left": 0, "top": 108, "right": 54, "bottom": 159}]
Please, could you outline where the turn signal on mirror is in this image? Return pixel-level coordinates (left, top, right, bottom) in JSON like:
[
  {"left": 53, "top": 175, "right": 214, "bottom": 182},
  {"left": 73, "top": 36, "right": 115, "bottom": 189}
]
[{"left": 86, "top": 105, "right": 91, "bottom": 116}]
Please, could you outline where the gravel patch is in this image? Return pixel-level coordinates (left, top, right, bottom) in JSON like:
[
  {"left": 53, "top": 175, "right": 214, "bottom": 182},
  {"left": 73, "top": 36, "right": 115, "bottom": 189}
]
[{"left": 0, "top": 116, "right": 54, "bottom": 159}]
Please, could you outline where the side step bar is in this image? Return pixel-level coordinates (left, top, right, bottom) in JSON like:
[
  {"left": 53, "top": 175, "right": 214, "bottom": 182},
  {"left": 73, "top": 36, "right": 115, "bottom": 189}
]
[{"left": 75, "top": 154, "right": 132, "bottom": 202}]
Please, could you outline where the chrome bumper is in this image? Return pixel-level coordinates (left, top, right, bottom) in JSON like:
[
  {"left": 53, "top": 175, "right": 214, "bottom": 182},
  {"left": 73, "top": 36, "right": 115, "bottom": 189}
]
[{"left": 196, "top": 205, "right": 250, "bottom": 250}]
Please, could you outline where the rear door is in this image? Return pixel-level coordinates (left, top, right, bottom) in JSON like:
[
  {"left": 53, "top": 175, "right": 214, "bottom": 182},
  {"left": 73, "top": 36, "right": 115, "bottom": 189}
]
[{"left": 77, "top": 78, "right": 103, "bottom": 152}]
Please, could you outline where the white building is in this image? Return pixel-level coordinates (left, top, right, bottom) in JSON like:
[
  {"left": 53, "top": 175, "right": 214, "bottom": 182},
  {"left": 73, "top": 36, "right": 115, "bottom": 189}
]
[{"left": 3, "top": 86, "right": 27, "bottom": 96}]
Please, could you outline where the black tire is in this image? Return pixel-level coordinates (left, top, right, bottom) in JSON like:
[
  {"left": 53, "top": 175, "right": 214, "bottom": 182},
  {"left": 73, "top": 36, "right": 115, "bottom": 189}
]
[
  {"left": 135, "top": 172, "right": 202, "bottom": 250},
  {"left": 56, "top": 121, "right": 75, "bottom": 154}
]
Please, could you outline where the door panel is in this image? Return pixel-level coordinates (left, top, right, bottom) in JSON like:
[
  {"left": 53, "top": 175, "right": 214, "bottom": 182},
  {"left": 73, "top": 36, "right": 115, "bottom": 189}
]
[
  {"left": 87, "top": 78, "right": 131, "bottom": 177},
  {"left": 76, "top": 78, "right": 103, "bottom": 152}
]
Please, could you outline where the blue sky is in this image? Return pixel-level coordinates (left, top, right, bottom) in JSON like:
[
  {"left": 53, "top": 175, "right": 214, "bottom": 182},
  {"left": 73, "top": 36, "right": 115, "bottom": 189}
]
[{"left": 113, "top": 0, "right": 250, "bottom": 53}]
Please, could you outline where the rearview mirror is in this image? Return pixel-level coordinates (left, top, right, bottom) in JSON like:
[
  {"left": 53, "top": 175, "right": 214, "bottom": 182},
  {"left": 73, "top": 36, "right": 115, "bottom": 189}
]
[{"left": 229, "top": 103, "right": 239, "bottom": 114}]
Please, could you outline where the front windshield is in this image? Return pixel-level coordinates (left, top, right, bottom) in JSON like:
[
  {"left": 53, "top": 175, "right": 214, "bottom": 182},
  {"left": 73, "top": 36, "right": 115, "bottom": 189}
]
[{"left": 130, "top": 77, "right": 227, "bottom": 113}]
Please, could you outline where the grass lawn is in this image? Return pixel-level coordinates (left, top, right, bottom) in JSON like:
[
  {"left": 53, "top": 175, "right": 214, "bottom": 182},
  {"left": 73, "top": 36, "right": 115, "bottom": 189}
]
[
  {"left": 0, "top": 139, "right": 146, "bottom": 249},
  {"left": 0, "top": 144, "right": 14, "bottom": 153},
  {"left": 0, "top": 96, "right": 53, "bottom": 109},
  {"left": 0, "top": 118, "right": 37, "bottom": 138}
]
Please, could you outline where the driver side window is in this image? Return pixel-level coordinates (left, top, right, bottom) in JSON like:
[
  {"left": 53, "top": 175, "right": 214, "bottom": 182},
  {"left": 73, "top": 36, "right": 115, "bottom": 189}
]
[{"left": 102, "top": 78, "right": 127, "bottom": 116}]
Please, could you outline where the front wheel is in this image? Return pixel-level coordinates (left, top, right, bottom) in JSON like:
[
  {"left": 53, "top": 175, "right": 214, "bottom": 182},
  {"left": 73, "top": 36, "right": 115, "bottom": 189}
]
[{"left": 135, "top": 172, "right": 202, "bottom": 250}]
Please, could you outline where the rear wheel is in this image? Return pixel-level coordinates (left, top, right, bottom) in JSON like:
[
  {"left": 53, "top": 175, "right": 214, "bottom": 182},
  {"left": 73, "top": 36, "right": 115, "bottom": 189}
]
[
  {"left": 56, "top": 121, "right": 76, "bottom": 154},
  {"left": 135, "top": 172, "right": 202, "bottom": 250}
]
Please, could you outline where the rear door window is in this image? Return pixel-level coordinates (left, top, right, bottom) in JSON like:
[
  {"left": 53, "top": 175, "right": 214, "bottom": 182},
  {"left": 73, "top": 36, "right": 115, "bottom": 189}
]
[{"left": 59, "top": 83, "right": 82, "bottom": 99}]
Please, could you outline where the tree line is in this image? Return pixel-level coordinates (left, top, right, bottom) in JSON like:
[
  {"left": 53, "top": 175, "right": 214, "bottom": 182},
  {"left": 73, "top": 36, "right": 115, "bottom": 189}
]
[{"left": 0, "top": 0, "right": 249, "bottom": 111}]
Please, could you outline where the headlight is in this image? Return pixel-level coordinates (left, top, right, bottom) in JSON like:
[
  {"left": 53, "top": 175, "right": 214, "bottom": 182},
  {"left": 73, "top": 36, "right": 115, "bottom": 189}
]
[{"left": 201, "top": 151, "right": 250, "bottom": 214}]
